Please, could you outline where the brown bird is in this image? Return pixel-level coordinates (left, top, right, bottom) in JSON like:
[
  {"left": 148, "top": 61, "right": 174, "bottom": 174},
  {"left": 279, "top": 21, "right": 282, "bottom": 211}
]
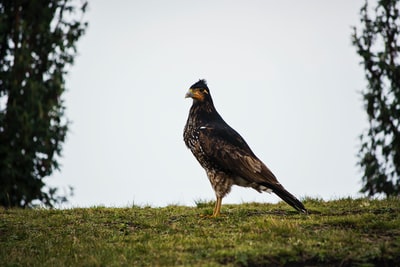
[{"left": 183, "top": 79, "right": 307, "bottom": 217}]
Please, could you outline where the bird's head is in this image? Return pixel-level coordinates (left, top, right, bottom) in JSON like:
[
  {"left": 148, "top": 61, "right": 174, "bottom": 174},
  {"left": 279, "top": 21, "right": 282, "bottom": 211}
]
[{"left": 185, "top": 79, "right": 211, "bottom": 102}]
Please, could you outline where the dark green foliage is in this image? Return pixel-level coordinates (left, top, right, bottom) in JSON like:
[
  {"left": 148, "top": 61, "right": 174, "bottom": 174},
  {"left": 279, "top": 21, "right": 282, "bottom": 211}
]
[
  {"left": 0, "top": 0, "right": 87, "bottom": 207},
  {"left": 352, "top": 0, "right": 400, "bottom": 196}
]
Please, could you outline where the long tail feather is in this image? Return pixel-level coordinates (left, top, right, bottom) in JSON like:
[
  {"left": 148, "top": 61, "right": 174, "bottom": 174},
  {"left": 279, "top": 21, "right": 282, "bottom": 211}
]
[{"left": 271, "top": 185, "right": 307, "bottom": 213}]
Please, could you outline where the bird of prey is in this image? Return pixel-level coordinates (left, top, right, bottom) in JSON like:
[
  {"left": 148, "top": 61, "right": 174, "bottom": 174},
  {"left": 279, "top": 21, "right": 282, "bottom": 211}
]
[{"left": 183, "top": 79, "right": 307, "bottom": 217}]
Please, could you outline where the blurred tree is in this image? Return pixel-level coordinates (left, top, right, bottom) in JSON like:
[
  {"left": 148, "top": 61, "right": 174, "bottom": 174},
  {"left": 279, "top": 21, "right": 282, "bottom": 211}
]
[
  {"left": 352, "top": 0, "right": 400, "bottom": 196},
  {"left": 0, "top": 0, "right": 87, "bottom": 207}
]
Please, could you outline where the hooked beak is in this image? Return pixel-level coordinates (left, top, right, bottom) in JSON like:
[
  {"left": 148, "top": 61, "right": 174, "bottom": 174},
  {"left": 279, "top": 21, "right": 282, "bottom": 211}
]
[{"left": 185, "top": 88, "right": 194, "bottom": 98}]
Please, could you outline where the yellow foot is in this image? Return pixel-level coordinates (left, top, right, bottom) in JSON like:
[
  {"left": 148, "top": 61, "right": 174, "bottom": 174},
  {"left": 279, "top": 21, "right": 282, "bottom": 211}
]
[
  {"left": 199, "top": 214, "right": 215, "bottom": 218},
  {"left": 199, "top": 197, "right": 223, "bottom": 218},
  {"left": 199, "top": 213, "right": 224, "bottom": 218}
]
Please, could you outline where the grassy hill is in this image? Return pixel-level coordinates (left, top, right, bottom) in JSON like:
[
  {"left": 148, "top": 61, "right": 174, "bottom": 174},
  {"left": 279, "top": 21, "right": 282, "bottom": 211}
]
[{"left": 1, "top": 198, "right": 399, "bottom": 266}]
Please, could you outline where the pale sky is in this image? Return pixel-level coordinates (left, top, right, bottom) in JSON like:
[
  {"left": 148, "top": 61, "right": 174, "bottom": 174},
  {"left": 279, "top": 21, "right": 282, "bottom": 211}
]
[{"left": 49, "top": 0, "right": 368, "bottom": 208}]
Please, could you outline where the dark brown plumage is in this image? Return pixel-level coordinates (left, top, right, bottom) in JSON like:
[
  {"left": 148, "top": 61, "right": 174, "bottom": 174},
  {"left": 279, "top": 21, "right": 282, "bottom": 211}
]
[{"left": 183, "top": 79, "right": 307, "bottom": 216}]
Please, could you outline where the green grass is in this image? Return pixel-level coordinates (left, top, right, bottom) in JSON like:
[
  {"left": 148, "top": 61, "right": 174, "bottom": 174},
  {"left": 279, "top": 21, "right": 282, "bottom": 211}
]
[{"left": 1, "top": 198, "right": 400, "bottom": 266}]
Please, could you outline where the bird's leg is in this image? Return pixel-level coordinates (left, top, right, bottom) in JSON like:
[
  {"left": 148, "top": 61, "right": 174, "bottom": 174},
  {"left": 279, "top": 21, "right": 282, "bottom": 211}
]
[{"left": 211, "top": 196, "right": 222, "bottom": 217}]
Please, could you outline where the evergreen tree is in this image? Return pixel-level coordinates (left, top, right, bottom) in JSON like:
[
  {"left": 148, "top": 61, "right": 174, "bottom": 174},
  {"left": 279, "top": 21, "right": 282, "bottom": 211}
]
[
  {"left": 0, "top": 0, "right": 88, "bottom": 207},
  {"left": 352, "top": 0, "right": 400, "bottom": 196}
]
